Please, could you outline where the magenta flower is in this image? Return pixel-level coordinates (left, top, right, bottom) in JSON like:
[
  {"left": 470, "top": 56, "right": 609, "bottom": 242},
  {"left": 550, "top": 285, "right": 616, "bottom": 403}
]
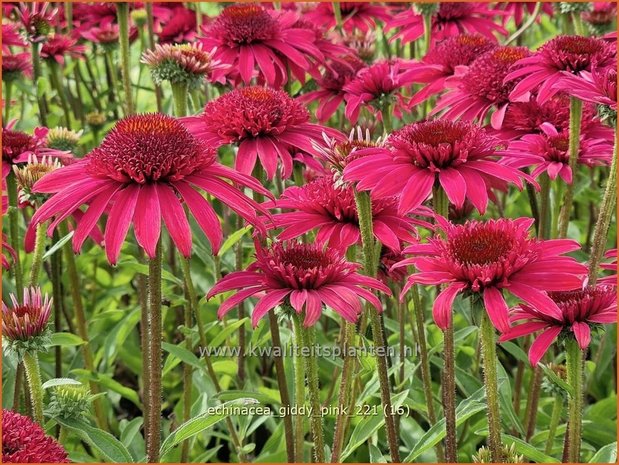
[
  {"left": 208, "top": 240, "right": 390, "bottom": 327},
  {"left": 582, "top": 2, "right": 616, "bottom": 29},
  {"left": 41, "top": 34, "right": 86, "bottom": 64},
  {"left": 2, "top": 52, "right": 32, "bottom": 81},
  {"left": 2, "top": 409, "right": 69, "bottom": 463},
  {"left": 599, "top": 249, "right": 617, "bottom": 286},
  {"left": 183, "top": 86, "right": 342, "bottom": 180},
  {"left": 402, "top": 34, "right": 497, "bottom": 106},
  {"left": 500, "top": 285, "right": 616, "bottom": 365},
  {"left": 432, "top": 46, "right": 531, "bottom": 129},
  {"left": 157, "top": 5, "right": 198, "bottom": 44},
  {"left": 79, "top": 21, "right": 120, "bottom": 46},
  {"left": 343, "top": 59, "right": 415, "bottom": 123},
  {"left": 271, "top": 176, "right": 427, "bottom": 252},
  {"left": 200, "top": 4, "right": 322, "bottom": 87},
  {"left": 386, "top": 3, "right": 506, "bottom": 46},
  {"left": 394, "top": 217, "right": 587, "bottom": 332},
  {"left": 2, "top": 287, "right": 52, "bottom": 342},
  {"left": 555, "top": 66, "right": 617, "bottom": 110},
  {"left": 29, "top": 113, "right": 269, "bottom": 264},
  {"left": 499, "top": 122, "right": 613, "bottom": 183},
  {"left": 506, "top": 35, "right": 616, "bottom": 104},
  {"left": 496, "top": 2, "right": 554, "bottom": 27},
  {"left": 18, "top": 2, "right": 58, "bottom": 43},
  {"left": 343, "top": 119, "right": 528, "bottom": 215},
  {"left": 298, "top": 55, "right": 365, "bottom": 122},
  {"left": 2, "top": 23, "right": 27, "bottom": 50},
  {"left": 305, "top": 2, "right": 391, "bottom": 33}
]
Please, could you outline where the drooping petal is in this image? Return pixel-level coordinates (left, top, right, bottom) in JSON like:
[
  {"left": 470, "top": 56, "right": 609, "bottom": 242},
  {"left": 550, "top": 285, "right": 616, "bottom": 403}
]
[
  {"left": 528, "top": 326, "right": 562, "bottom": 366},
  {"left": 571, "top": 321, "right": 591, "bottom": 350},
  {"left": 158, "top": 184, "right": 192, "bottom": 258},
  {"left": 432, "top": 283, "right": 466, "bottom": 330},
  {"left": 133, "top": 183, "right": 161, "bottom": 259},
  {"left": 104, "top": 185, "right": 140, "bottom": 265},
  {"left": 483, "top": 287, "right": 510, "bottom": 333}
]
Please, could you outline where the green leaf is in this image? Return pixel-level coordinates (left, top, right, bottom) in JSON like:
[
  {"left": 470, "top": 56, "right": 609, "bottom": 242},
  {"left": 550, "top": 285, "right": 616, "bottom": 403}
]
[
  {"left": 369, "top": 444, "right": 387, "bottom": 463},
  {"left": 42, "top": 231, "right": 74, "bottom": 259},
  {"left": 56, "top": 417, "right": 133, "bottom": 463},
  {"left": 215, "top": 390, "right": 280, "bottom": 405},
  {"left": 49, "top": 332, "right": 86, "bottom": 347},
  {"left": 159, "top": 398, "right": 259, "bottom": 458},
  {"left": 209, "top": 318, "right": 249, "bottom": 348},
  {"left": 219, "top": 225, "right": 252, "bottom": 256},
  {"left": 403, "top": 387, "right": 487, "bottom": 462},
  {"left": 116, "top": 257, "right": 183, "bottom": 285},
  {"left": 42, "top": 378, "right": 82, "bottom": 389},
  {"left": 589, "top": 442, "right": 617, "bottom": 463},
  {"left": 541, "top": 363, "right": 574, "bottom": 396},
  {"left": 501, "top": 434, "right": 560, "bottom": 463},
  {"left": 162, "top": 342, "right": 203, "bottom": 376}
]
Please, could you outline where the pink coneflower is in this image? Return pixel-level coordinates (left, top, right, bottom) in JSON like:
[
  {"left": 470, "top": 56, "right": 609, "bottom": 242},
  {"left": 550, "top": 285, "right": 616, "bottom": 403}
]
[
  {"left": 394, "top": 216, "right": 587, "bottom": 332},
  {"left": 79, "top": 21, "right": 121, "bottom": 47},
  {"left": 40, "top": 34, "right": 86, "bottom": 64},
  {"left": 298, "top": 55, "right": 365, "bottom": 122},
  {"left": 305, "top": 2, "right": 391, "bottom": 33},
  {"left": 499, "top": 122, "right": 613, "bottom": 183},
  {"left": 582, "top": 2, "right": 616, "bottom": 30},
  {"left": 496, "top": 2, "right": 554, "bottom": 27},
  {"left": 2, "top": 287, "right": 52, "bottom": 342},
  {"left": 271, "top": 176, "right": 425, "bottom": 252},
  {"left": 599, "top": 249, "right": 617, "bottom": 286},
  {"left": 2, "top": 409, "right": 69, "bottom": 463},
  {"left": 18, "top": 2, "right": 58, "bottom": 43},
  {"left": 403, "top": 34, "right": 497, "bottom": 106},
  {"left": 2, "top": 23, "right": 27, "bottom": 50},
  {"left": 1, "top": 126, "right": 70, "bottom": 179},
  {"left": 386, "top": 3, "right": 506, "bottom": 46},
  {"left": 207, "top": 240, "right": 390, "bottom": 327},
  {"left": 29, "top": 113, "right": 270, "bottom": 264},
  {"left": 157, "top": 5, "right": 198, "bottom": 44},
  {"left": 555, "top": 66, "right": 617, "bottom": 110},
  {"left": 72, "top": 2, "right": 117, "bottom": 29},
  {"left": 432, "top": 46, "right": 531, "bottom": 129},
  {"left": 343, "top": 59, "right": 415, "bottom": 123},
  {"left": 2, "top": 52, "right": 33, "bottom": 82},
  {"left": 199, "top": 4, "right": 322, "bottom": 87},
  {"left": 500, "top": 285, "right": 617, "bottom": 365},
  {"left": 506, "top": 35, "right": 616, "bottom": 104},
  {"left": 183, "top": 86, "right": 342, "bottom": 180},
  {"left": 343, "top": 120, "right": 527, "bottom": 215}
]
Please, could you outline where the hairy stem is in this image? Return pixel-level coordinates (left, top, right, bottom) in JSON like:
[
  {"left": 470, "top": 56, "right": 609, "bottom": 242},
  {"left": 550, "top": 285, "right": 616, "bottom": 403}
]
[
  {"left": 6, "top": 173, "right": 24, "bottom": 302},
  {"left": 558, "top": 97, "right": 583, "bottom": 238},
  {"left": 180, "top": 257, "right": 194, "bottom": 463},
  {"left": 545, "top": 396, "right": 564, "bottom": 455},
  {"left": 331, "top": 322, "right": 356, "bottom": 462},
  {"left": 22, "top": 351, "right": 44, "bottom": 425},
  {"left": 292, "top": 313, "right": 307, "bottom": 463},
  {"left": 565, "top": 339, "right": 584, "bottom": 462},
  {"left": 116, "top": 2, "right": 134, "bottom": 115},
  {"left": 27, "top": 222, "right": 47, "bottom": 287}
]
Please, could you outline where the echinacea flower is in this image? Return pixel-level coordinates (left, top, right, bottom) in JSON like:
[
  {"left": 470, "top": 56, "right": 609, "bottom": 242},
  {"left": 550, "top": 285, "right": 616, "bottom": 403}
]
[
  {"left": 506, "top": 35, "right": 616, "bottom": 104},
  {"left": 499, "top": 122, "right": 613, "bottom": 183},
  {"left": 305, "top": 2, "right": 391, "bottom": 33},
  {"left": 394, "top": 216, "right": 587, "bottom": 332},
  {"left": 2, "top": 287, "right": 52, "bottom": 343},
  {"left": 582, "top": 2, "right": 617, "bottom": 34},
  {"left": 200, "top": 4, "right": 322, "bottom": 87},
  {"left": 496, "top": 2, "right": 554, "bottom": 27},
  {"left": 313, "top": 126, "right": 382, "bottom": 174},
  {"left": 79, "top": 21, "right": 120, "bottom": 48},
  {"left": 2, "top": 23, "right": 27, "bottom": 50},
  {"left": 432, "top": 46, "right": 531, "bottom": 129},
  {"left": 343, "top": 119, "right": 528, "bottom": 215},
  {"left": 271, "top": 175, "right": 426, "bottom": 252},
  {"left": 40, "top": 34, "right": 86, "bottom": 64},
  {"left": 402, "top": 34, "right": 497, "bottom": 106},
  {"left": 29, "top": 113, "right": 270, "bottom": 264},
  {"left": 343, "top": 59, "right": 415, "bottom": 123},
  {"left": 18, "top": 2, "right": 57, "bottom": 43},
  {"left": 2, "top": 409, "right": 69, "bottom": 463},
  {"left": 554, "top": 66, "right": 617, "bottom": 111},
  {"left": 2, "top": 52, "right": 33, "bottom": 82},
  {"left": 207, "top": 240, "right": 390, "bottom": 327},
  {"left": 157, "top": 5, "right": 199, "bottom": 44},
  {"left": 141, "top": 42, "right": 225, "bottom": 87},
  {"left": 386, "top": 3, "right": 506, "bottom": 46},
  {"left": 500, "top": 285, "right": 617, "bottom": 365},
  {"left": 297, "top": 55, "right": 365, "bottom": 122},
  {"left": 183, "top": 86, "right": 342, "bottom": 180},
  {"left": 2, "top": 126, "right": 71, "bottom": 179},
  {"left": 599, "top": 249, "right": 617, "bottom": 286}
]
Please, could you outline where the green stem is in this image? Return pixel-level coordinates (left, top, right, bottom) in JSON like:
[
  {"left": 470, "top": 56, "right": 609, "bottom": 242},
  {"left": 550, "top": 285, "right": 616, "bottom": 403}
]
[
  {"left": 558, "top": 97, "right": 583, "bottom": 238},
  {"left": 171, "top": 82, "right": 189, "bottom": 117},
  {"left": 382, "top": 104, "right": 393, "bottom": 135},
  {"left": 105, "top": 50, "right": 121, "bottom": 114},
  {"left": 146, "top": 242, "right": 163, "bottom": 463},
  {"left": 505, "top": 2, "right": 542, "bottom": 45},
  {"left": 117, "top": 2, "right": 134, "bottom": 115},
  {"left": 333, "top": 2, "right": 343, "bottom": 31},
  {"left": 565, "top": 339, "right": 584, "bottom": 462},
  {"left": 13, "top": 362, "right": 24, "bottom": 411},
  {"left": 4, "top": 80, "right": 12, "bottom": 123},
  {"left": 145, "top": 3, "right": 163, "bottom": 112},
  {"left": 571, "top": 12, "right": 586, "bottom": 36},
  {"left": 292, "top": 313, "right": 307, "bottom": 463},
  {"left": 538, "top": 174, "right": 551, "bottom": 239},
  {"left": 298, "top": 317, "right": 325, "bottom": 462},
  {"left": 331, "top": 322, "right": 356, "bottom": 462},
  {"left": 6, "top": 173, "right": 24, "bottom": 302},
  {"left": 422, "top": 14, "right": 432, "bottom": 54},
  {"left": 60, "top": 222, "right": 108, "bottom": 431},
  {"left": 179, "top": 257, "right": 194, "bottom": 463},
  {"left": 479, "top": 310, "right": 503, "bottom": 462},
  {"left": 28, "top": 222, "right": 47, "bottom": 287},
  {"left": 545, "top": 396, "right": 564, "bottom": 455},
  {"left": 47, "top": 60, "right": 72, "bottom": 129},
  {"left": 354, "top": 190, "right": 401, "bottom": 462},
  {"left": 588, "top": 136, "right": 617, "bottom": 284},
  {"left": 31, "top": 41, "right": 48, "bottom": 126},
  {"left": 22, "top": 351, "right": 44, "bottom": 425},
  {"left": 50, "top": 233, "right": 63, "bottom": 379}
]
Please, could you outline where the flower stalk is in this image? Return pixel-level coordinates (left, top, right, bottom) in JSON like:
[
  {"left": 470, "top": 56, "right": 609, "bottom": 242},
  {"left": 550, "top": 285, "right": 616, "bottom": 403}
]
[
  {"left": 564, "top": 339, "right": 584, "bottom": 462},
  {"left": 6, "top": 173, "right": 24, "bottom": 302},
  {"left": 558, "top": 97, "right": 583, "bottom": 238},
  {"left": 117, "top": 2, "right": 134, "bottom": 115},
  {"left": 27, "top": 221, "right": 47, "bottom": 287},
  {"left": 545, "top": 396, "right": 564, "bottom": 455},
  {"left": 22, "top": 351, "right": 44, "bottom": 425},
  {"left": 292, "top": 312, "right": 307, "bottom": 462}
]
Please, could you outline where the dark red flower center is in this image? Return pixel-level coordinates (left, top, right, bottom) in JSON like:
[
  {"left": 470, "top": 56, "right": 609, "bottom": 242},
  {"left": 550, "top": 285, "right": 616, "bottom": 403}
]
[
  {"left": 2, "top": 129, "right": 36, "bottom": 162},
  {"left": 450, "top": 226, "right": 514, "bottom": 265},
  {"left": 548, "top": 285, "right": 616, "bottom": 323},
  {"left": 320, "top": 56, "right": 364, "bottom": 91},
  {"left": 86, "top": 113, "right": 213, "bottom": 184},
  {"left": 424, "top": 34, "right": 496, "bottom": 72},
  {"left": 541, "top": 35, "right": 613, "bottom": 73},
  {"left": 462, "top": 46, "right": 530, "bottom": 105},
  {"left": 437, "top": 2, "right": 475, "bottom": 21},
  {"left": 202, "top": 86, "right": 309, "bottom": 143},
  {"left": 211, "top": 4, "right": 279, "bottom": 46}
]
